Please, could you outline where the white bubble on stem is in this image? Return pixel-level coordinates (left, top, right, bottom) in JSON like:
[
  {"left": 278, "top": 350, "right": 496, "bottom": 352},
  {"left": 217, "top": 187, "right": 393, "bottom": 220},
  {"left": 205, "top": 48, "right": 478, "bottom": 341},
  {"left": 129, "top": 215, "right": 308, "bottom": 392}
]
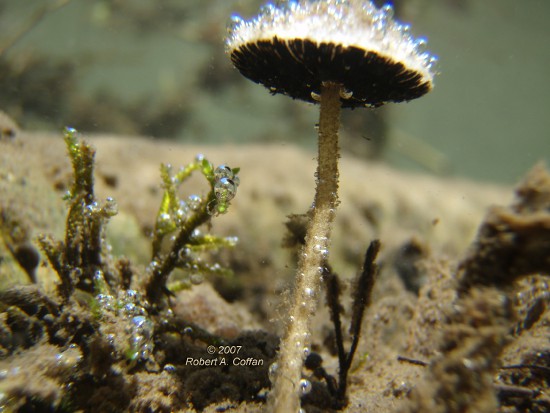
[{"left": 298, "top": 378, "right": 312, "bottom": 395}]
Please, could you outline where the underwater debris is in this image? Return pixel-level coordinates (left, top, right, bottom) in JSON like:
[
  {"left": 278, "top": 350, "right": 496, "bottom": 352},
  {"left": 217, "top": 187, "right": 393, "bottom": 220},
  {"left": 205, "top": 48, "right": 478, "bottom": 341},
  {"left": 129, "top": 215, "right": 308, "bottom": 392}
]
[
  {"left": 404, "top": 163, "right": 550, "bottom": 413},
  {"left": 0, "top": 110, "right": 19, "bottom": 141},
  {"left": 0, "top": 207, "right": 40, "bottom": 283},
  {"left": 226, "top": 1, "right": 436, "bottom": 411},
  {"left": 394, "top": 238, "right": 429, "bottom": 295},
  {"left": 457, "top": 163, "right": 550, "bottom": 292}
]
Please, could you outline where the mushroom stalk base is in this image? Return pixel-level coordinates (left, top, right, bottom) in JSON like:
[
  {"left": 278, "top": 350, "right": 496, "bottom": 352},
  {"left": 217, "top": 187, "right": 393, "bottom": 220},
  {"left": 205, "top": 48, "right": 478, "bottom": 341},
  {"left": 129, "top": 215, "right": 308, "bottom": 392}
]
[{"left": 272, "top": 82, "right": 341, "bottom": 413}]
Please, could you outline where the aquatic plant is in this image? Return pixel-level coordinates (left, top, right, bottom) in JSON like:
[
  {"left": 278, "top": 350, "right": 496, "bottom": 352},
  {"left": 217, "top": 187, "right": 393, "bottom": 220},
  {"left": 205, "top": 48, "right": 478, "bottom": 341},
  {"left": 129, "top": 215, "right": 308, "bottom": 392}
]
[
  {"left": 37, "top": 128, "right": 240, "bottom": 307},
  {"left": 38, "top": 127, "right": 118, "bottom": 302},
  {"left": 145, "top": 157, "right": 240, "bottom": 305},
  {"left": 226, "top": 1, "right": 436, "bottom": 410},
  {"left": 0, "top": 127, "right": 253, "bottom": 411}
]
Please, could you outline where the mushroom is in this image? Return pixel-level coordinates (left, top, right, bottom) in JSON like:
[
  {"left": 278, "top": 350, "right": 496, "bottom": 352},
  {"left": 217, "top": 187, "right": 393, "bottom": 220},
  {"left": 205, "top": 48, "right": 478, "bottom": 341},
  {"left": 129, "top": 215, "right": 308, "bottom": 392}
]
[{"left": 226, "top": 1, "right": 436, "bottom": 411}]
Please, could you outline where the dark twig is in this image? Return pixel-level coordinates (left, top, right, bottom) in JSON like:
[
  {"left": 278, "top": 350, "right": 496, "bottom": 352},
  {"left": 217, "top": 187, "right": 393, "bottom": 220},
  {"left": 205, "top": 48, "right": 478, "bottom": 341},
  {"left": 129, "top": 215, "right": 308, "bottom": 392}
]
[
  {"left": 0, "top": 285, "right": 60, "bottom": 317},
  {"left": 496, "top": 384, "right": 543, "bottom": 405},
  {"left": 500, "top": 363, "right": 550, "bottom": 379},
  {"left": 339, "top": 239, "right": 380, "bottom": 402},
  {"left": 397, "top": 355, "right": 428, "bottom": 367},
  {"left": 323, "top": 265, "right": 346, "bottom": 380},
  {"left": 347, "top": 240, "right": 380, "bottom": 362},
  {"left": 323, "top": 239, "right": 381, "bottom": 407}
]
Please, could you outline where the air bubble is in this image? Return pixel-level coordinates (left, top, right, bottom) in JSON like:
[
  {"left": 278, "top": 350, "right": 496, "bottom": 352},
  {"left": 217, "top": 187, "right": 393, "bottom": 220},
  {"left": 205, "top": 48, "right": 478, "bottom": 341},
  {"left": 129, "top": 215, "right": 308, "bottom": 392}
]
[
  {"left": 259, "top": 3, "right": 276, "bottom": 17},
  {"left": 132, "top": 315, "right": 150, "bottom": 331},
  {"left": 313, "top": 244, "right": 328, "bottom": 257},
  {"left": 225, "top": 236, "right": 239, "bottom": 246},
  {"left": 86, "top": 201, "right": 100, "bottom": 216},
  {"left": 206, "top": 200, "right": 218, "bottom": 216},
  {"left": 147, "top": 260, "right": 160, "bottom": 274},
  {"left": 268, "top": 362, "right": 278, "bottom": 382},
  {"left": 372, "top": 4, "right": 393, "bottom": 36},
  {"left": 426, "top": 55, "right": 438, "bottom": 70},
  {"left": 188, "top": 194, "right": 201, "bottom": 210},
  {"left": 96, "top": 294, "right": 116, "bottom": 311},
  {"left": 178, "top": 247, "right": 192, "bottom": 262},
  {"left": 164, "top": 363, "right": 176, "bottom": 372},
  {"left": 103, "top": 197, "right": 118, "bottom": 216},
  {"left": 214, "top": 164, "right": 234, "bottom": 180},
  {"left": 93, "top": 270, "right": 104, "bottom": 282},
  {"left": 214, "top": 177, "right": 237, "bottom": 201},
  {"left": 156, "top": 213, "right": 173, "bottom": 232},
  {"left": 190, "top": 273, "right": 204, "bottom": 285},
  {"left": 124, "top": 303, "right": 137, "bottom": 314},
  {"left": 229, "top": 14, "right": 243, "bottom": 31},
  {"left": 175, "top": 201, "right": 189, "bottom": 220},
  {"left": 399, "top": 23, "right": 411, "bottom": 34},
  {"left": 380, "top": 4, "right": 394, "bottom": 19},
  {"left": 298, "top": 378, "right": 312, "bottom": 395},
  {"left": 126, "top": 289, "right": 138, "bottom": 301},
  {"left": 414, "top": 37, "right": 428, "bottom": 53}
]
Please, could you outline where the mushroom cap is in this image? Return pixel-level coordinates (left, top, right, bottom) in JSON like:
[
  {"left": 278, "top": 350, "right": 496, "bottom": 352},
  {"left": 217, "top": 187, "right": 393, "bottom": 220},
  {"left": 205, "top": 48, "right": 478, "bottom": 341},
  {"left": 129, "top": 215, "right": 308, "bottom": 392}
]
[{"left": 226, "top": 1, "right": 437, "bottom": 108}]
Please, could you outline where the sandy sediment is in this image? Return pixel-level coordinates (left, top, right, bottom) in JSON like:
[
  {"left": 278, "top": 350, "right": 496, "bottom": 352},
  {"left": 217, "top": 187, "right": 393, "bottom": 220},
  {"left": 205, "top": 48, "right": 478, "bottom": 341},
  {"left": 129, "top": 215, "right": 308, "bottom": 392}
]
[{"left": 2, "top": 118, "right": 548, "bottom": 412}]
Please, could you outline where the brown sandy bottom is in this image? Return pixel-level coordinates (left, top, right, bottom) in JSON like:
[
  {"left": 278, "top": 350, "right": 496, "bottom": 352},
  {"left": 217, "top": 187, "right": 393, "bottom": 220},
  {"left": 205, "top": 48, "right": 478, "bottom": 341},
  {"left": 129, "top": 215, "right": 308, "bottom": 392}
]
[{"left": 0, "top": 118, "right": 549, "bottom": 412}]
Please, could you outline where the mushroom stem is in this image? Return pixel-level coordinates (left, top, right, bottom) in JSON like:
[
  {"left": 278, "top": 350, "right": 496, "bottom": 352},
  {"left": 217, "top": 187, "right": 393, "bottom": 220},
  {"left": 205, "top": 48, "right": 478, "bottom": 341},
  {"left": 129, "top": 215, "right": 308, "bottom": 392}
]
[{"left": 272, "top": 82, "right": 341, "bottom": 413}]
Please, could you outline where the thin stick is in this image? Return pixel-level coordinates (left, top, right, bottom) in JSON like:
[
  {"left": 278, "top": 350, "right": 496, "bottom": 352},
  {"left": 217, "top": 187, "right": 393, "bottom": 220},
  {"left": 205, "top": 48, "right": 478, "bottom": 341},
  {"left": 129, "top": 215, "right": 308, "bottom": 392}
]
[
  {"left": 397, "top": 355, "right": 428, "bottom": 367},
  {"left": 323, "top": 266, "right": 347, "bottom": 380},
  {"left": 338, "top": 239, "right": 380, "bottom": 401},
  {"left": 272, "top": 82, "right": 341, "bottom": 413}
]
